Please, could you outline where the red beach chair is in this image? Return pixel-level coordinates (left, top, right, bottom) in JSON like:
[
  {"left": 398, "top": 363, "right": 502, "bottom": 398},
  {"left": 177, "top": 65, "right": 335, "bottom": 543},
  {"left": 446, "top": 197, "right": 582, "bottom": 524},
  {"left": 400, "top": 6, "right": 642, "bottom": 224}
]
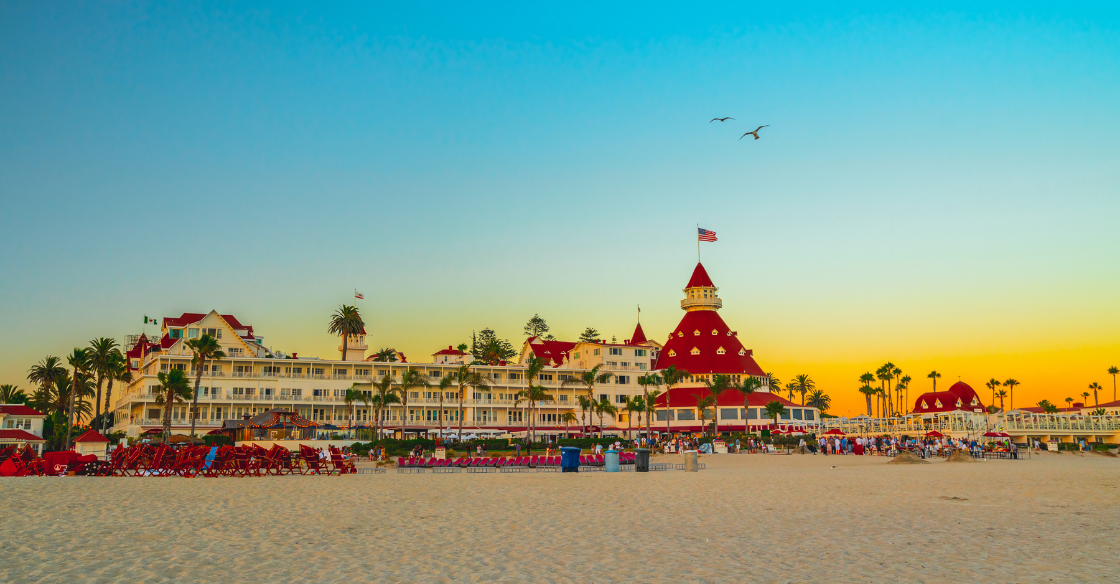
[{"left": 594, "top": 454, "right": 605, "bottom": 466}]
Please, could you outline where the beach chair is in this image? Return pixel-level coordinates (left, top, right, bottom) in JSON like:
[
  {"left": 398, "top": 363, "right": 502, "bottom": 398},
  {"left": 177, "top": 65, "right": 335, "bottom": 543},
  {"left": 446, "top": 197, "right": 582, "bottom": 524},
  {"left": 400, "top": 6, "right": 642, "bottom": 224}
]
[
  {"left": 579, "top": 455, "right": 590, "bottom": 466},
  {"left": 490, "top": 457, "right": 504, "bottom": 467},
  {"left": 594, "top": 454, "right": 605, "bottom": 466},
  {"left": 329, "top": 451, "right": 355, "bottom": 475}
]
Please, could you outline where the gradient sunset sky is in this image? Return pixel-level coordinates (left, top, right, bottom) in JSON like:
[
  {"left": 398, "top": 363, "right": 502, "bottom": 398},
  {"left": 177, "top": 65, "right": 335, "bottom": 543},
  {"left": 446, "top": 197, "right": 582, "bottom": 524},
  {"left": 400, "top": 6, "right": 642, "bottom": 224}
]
[{"left": 2, "top": 3, "right": 1118, "bottom": 415}]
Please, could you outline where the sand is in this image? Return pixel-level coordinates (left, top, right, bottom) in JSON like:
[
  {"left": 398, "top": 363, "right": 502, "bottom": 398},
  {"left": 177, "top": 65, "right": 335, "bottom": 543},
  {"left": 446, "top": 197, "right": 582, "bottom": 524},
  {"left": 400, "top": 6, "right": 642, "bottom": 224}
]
[
  {"left": 2, "top": 451, "right": 1118, "bottom": 583},
  {"left": 888, "top": 451, "right": 928, "bottom": 464}
]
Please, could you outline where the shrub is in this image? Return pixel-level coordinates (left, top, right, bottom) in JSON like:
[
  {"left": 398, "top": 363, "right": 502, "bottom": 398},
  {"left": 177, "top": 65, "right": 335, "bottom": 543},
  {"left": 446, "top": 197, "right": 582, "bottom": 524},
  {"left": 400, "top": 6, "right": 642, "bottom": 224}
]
[{"left": 202, "top": 435, "right": 232, "bottom": 448}]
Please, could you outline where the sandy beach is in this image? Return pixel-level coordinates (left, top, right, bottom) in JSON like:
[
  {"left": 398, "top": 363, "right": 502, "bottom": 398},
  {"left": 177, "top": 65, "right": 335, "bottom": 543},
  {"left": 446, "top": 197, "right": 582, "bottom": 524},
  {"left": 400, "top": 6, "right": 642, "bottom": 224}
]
[{"left": 1, "top": 451, "right": 1118, "bottom": 583}]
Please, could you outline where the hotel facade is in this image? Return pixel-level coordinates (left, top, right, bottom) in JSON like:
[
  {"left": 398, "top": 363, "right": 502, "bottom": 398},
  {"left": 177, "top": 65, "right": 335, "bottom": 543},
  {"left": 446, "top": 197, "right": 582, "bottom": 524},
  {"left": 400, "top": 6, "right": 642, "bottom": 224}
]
[{"left": 108, "top": 263, "right": 821, "bottom": 439}]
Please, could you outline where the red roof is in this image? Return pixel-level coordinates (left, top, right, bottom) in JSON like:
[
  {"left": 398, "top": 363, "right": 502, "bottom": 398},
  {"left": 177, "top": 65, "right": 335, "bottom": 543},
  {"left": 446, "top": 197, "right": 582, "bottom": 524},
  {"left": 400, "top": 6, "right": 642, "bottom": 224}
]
[
  {"left": 686, "top": 263, "right": 715, "bottom": 288},
  {"left": 74, "top": 429, "right": 109, "bottom": 443},
  {"left": 526, "top": 337, "right": 577, "bottom": 367},
  {"left": 433, "top": 346, "right": 466, "bottom": 356},
  {"left": 0, "top": 429, "right": 45, "bottom": 442},
  {"left": 912, "top": 381, "right": 986, "bottom": 414},
  {"left": 653, "top": 310, "right": 765, "bottom": 375},
  {"left": 628, "top": 322, "right": 648, "bottom": 345},
  {"left": 654, "top": 388, "right": 800, "bottom": 409},
  {"left": 0, "top": 405, "right": 46, "bottom": 417},
  {"left": 159, "top": 334, "right": 178, "bottom": 349},
  {"left": 162, "top": 312, "right": 258, "bottom": 340}
]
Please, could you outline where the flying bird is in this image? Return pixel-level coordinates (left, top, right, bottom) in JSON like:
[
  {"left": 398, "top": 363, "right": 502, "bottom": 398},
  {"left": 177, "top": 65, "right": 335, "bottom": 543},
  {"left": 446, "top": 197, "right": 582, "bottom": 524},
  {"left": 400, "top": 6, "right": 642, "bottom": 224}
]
[
  {"left": 739, "top": 125, "right": 769, "bottom": 140},
  {"left": 709, "top": 117, "right": 735, "bottom": 122}
]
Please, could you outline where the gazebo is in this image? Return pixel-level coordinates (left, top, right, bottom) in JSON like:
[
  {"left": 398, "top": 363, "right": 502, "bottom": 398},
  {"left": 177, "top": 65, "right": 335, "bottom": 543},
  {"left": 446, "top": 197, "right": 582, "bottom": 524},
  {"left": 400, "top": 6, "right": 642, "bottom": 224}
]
[{"left": 222, "top": 409, "right": 317, "bottom": 441}]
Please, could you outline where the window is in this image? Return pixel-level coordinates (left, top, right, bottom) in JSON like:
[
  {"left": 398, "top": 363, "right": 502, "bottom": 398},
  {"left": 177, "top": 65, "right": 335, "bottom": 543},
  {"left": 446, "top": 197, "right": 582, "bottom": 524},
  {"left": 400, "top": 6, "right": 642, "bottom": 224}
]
[
  {"left": 312, "top": 368, "right": 325, "bottom": 376},
  {"left": 262, "top": 366, "right": 280, "bottom": 375},
  {"left": 638, "top": 363, "right": 647, "bottom": 370},
  {"left": 780, "top": 410, "right": 791, "bottom": 420},
  {"left": 356, "top": 368, "right": 370, "bottom": 376},
  {"left": 558, "top": 395, "right": 568, "bottom": 402},
  {"left": 615, "top": 375, "right": 629, "bottom": 384},
  {"left": 131, "top": 359, "right": 140, "bottom": 368},
  {"left": 716, "top": 347, "right": 726, "bottom": 355},
  {"left": 227, "top": 347, "right": 244, "bottom": 357},
  {"left": 313, "top": 389, "right": 328, "bottom": 397},
  {"left": 188, "top": 328, "right": 199, "bottom": 338},
  {"left": 616, "top": 394, "right": 628, "bottom": 404},
  {"left": 655, "top": 410, "right": 675, "bottom": 421},
  {"left": 609, "top": 347, "right": 622, "bottom": 356},
  {"left": 746, "top": 408, "right": 758, "bottom": 419},
  {"left": 558, "top": 374, "right": 570, "bottom": 381},
  {"left": 509, "top": 411, "right": 523, "bottom": 422},
  {"left": 203, "top": 328, "right": 222, "bottom": 339},
  {"left": 690, "top": 347, "right": 700, "bottom": 355},
  {"left": 677, "top": 409, "right": 696, "bottom": 420},
  {"left": 539, "top": 374, "right": 553, "bottom": 381},
  {"left": 508, "top": 373, "right": 522, "bottom": 381},
  {"left": 804, "top": 410, "right": 815, "bottom": 420},
  {"left": 720, "top": 408, "right": 739, "bottom": 420},
  {"left": 634, "top": 349, "right": 647, "bottom": 357},
  {"left": 668, "top": 350, "right": 676, "bottom": 357},
  {"left": 793, "top": 409, "right": 803, "bottom": 420},
  {"left": 573, "top": 352, "right": 580, "bottom": 359},
  {"left": 677, "top": 332, "right": 683, "bottom": 337},
  {"left": 262, "top": 387, "right": 275, "bottom": 398},
  {"left": 169, "top": 329, "right": 182, "bottom": 339},
  {"left": 599, "top": 394, "right": 608, "bottom": 403},
  {"left": 593, "top": 349, "right": 600, "bottom": 356}
]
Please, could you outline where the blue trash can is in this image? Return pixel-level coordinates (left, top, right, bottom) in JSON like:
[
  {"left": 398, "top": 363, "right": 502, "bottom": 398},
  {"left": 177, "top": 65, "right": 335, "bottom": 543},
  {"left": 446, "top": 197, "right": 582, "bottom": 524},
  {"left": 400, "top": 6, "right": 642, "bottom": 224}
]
[
  {"left": 604, "top": 450, "right": 619, "bottom": 472},
  {"left": 560, "top": 446, "right": 581, "bottom": 473}
]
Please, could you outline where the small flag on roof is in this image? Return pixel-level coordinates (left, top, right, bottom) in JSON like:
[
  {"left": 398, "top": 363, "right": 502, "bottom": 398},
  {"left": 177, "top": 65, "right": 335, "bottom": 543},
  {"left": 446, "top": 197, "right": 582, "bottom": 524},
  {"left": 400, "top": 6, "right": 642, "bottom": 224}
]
[
  {"left": 698, "top": 227, "right": 717, "bottom": 242},
  {"left": 355, "top": 289, "right": 364, "bottom": 300}
]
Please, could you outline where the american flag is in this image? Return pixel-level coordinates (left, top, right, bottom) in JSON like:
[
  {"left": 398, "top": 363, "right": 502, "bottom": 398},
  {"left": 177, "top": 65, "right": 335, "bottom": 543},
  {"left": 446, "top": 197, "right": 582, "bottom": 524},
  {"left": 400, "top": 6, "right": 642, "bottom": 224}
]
[{"left": 698, "top": 227, "right": 717, "bottom": 242}]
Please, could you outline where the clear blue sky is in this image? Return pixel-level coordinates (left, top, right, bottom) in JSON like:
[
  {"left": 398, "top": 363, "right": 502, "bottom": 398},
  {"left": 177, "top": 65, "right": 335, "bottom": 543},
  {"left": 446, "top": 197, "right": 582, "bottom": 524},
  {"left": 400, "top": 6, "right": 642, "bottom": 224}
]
[{"left": 2, "top": 2, "right": 1118, "bottom": 412}]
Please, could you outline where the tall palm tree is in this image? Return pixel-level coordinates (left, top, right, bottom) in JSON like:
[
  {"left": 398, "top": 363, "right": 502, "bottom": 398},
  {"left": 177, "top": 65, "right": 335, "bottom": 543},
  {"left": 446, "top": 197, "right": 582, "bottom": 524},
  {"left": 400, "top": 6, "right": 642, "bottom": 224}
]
[
  {"left": 65, "top": 348, "right": 91, "bottom": 449},
  {"left": 0, "top": 385, "right": 27, "bottom": 404},
  {"left": 561, "top": 364, "right": 613, "bottom": 437},
  {"left": 86, "top": 338, "right": 119, "bottom": 435},
  {"left": 858, "top": 384, "right": 876, "bottom": 417},
  {"left": 397, "top": 367, "right": 430, "bottom": 439},
  {"left": 806, "top": 389, "right": 831, "bottom": 413},
  {"left": 891, "top": 366, "right": 902, "bottom": 415},
  {"left": 794, "top": 374, "right": 815, "bottom": 406},
  {"left": 1088, "top": 383, "right": 1102, "bottom": 407},
  {"left": 661, "top": 365, "right": 689, "bottom": 437},
  {"left": 28, "top": 355, "right": 66, "bottom": 401},
  {"left": 155, "top": 368, "right": 192, "bottom": 441},
  {"left": 595, "top": 397, "right": 618, "bottom": 437},
  {"left": 624, "top": 396, "right": 644, "bottom": 439},
  {"left": 859, "top": 372, "right": 875, "bottom": 416},
  {"left": 1064, "top": 397, "right": 1074, "bottom": 408},
  {"left": 694, "top": 394, "right": 716, "bottom": 437},
  {"left": 343, "top": 385, "right": 364, "bottom": 439},
  {"left": 450, "top": 363, "right": 489, "bottom": 441},
  {"left": 438, "top": 375, "right": 453, "bottom": 440},
  {"left": 327, "top": 305, "right": 365, "bottom": 362},
  {"left": 370, "top": 374, "right": 401, "bottom": 439},
  {"left": 524, "top": 385, "right": 554, "bottom": 446},
  {"left": 995, "top": 389, "right": 1008, "bottom": 411},
  {"left": 764, "top": 401, "right": 786, "bottom": 430},
  {"left": 1080, "top": 391, "right": 1090, "bottom": 407},
  {"left": 738, "top": 377, "right": 761, "bottom": 433},
  {"left": 637, "top": 373, "right": 662, "bottom": 439},
  {"left": 644, "top": 389, "right": 662, "bottom": 438},
  {"left": 783, "top": 380, "right": 798, "bottom": 403},
  {"left": 1109, "top": 366, "right": 1119, "bottom": 402},
  {"left": 1003, "top": 378, "right": 1020, "bottom": 410},
  {"left": 357, "top": 389, "right": 374, "bottom": 440},
  {"left": 766, "top": 372, "right": 782, "bottom": 394},
  {"left": 876, "top": 363, "right": 894, "bottom": 417},
  {"left": 576, "top": 395, "right": 593, "bottom": 437},
  {"left": 897, "top": 374, "right": 910, "bottom": 414},
  {"left": 186, "top": 333, "right": 225, "bottom": 440},
  {"left": 103, "top": 355, "right": 132, "bottom": 433},
  {"left": 703, "top": 374, "right": 732, "bottom": 436},
  {"left": 985, "top": 378, "right": 1002, "bottom": 410},
  {"left": 523, "top": 355, "right": 546, "bottom": 444}
]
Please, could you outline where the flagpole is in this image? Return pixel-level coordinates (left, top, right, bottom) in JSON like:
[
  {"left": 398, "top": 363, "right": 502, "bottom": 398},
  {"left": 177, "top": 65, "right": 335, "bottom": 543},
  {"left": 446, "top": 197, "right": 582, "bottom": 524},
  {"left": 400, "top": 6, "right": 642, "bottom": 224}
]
[{"left": 696, "top": 223, "right": 700, "bottom": 262}]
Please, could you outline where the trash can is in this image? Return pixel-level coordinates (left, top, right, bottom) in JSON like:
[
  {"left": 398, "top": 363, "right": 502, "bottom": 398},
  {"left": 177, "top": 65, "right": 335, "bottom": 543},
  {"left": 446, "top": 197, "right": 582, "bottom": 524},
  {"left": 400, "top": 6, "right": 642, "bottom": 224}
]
[
  {"left": 604, "top": 450, "right": 619, "bottom": 472},
  {"left": 635, "top": 448, "right": 650, "bottom": 472},
  {"left": 560, "top": 446, "right": 581, "bottom": 473},
  {"left": 683, "top": 450, "right": 698, "bottom": 472}
]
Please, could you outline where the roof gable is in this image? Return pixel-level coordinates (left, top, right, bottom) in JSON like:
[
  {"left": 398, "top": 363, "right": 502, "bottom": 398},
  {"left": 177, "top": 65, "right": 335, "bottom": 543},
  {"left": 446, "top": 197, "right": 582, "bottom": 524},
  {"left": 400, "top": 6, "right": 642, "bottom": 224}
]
[{"left": 686, "top": 263, "right": 715, "bottom": 288}]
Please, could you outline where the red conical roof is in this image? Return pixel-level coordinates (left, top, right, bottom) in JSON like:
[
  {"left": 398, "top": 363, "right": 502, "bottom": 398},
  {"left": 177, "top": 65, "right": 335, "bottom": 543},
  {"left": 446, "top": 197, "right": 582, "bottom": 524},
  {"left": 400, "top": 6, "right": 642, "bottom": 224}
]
[
  {"left": 629, "top": 322, "right": 648, "bottom": 345},
  {"left": 653, "top": 310, "right": 765, "bottom": 376},
  {"left": 686, "top": 263, "right": 715, "bottom": 288}
]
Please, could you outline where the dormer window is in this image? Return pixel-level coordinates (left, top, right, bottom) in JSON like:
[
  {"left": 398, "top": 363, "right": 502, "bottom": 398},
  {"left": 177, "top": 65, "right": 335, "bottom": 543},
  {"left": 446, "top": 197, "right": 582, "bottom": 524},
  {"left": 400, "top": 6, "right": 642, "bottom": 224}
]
[
  {"left": 955, "top": 398, "right": 963, "bottom": 407},
  {"left": 727, "top": 331, "right": 733, "bottom": 336},
  {"left": 711, "top": 329, "right": 718, "bottom": 335},
  {"left": 678, "top": 332, "right": 684, "bottom": 338},
  {"left": 970, "top": 397, "right": 979, "bottom": 406},
  {"left": 668, "top": 350, "right": 677, "bottom": 357},
  {"left": 693, "top": 330, "right": 700, "bottom": 336},
  {"left": 935, "top": 399, "right": 942, "bottom": 408},
  {"left": 716, "top": 347, "right": 726, "bottom": 355},
  {"left": 690, "top": 347, "right": 700, "bottom": 355},
  {"left": 738, "top": 349, "right": 746, "bottom": 356}
]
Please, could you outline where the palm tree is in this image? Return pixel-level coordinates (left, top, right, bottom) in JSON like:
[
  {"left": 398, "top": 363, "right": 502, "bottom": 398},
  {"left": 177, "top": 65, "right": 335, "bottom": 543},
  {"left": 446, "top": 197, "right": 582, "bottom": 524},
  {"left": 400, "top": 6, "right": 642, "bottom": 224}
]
[
  {"left": 783, "top": 380, "right": 798, "bottom": 403},
  {"left": 660, "top": 365, "right": 689, "bottom": 437},
  {"left": 450, "top": 363, "right": 489, "bottom": 441},
  {"left": 28, "top": 355, "right": 66, "bottom": 401},
  {"left": 397, "top": 367, "right": 430, "bottom": 439},
  {"left": 560, "top": 411, "right": 578, "bottom": 436},
  {"left": 523, "top": 355, "right": 546, "bottom": 445},
  {"left": 343, "top": 385, "right": 364, "bottom": 439},
  {"left": 637, "top": 373, "right": 662, "bottom": 439},
  {"left": 524, "top": 385, "right": 554, "bottom": 447},
  {"left": 356, "top": 389, "right": 374, "bottom": 440},
  {"left": 858, "top": 384, "right": 876, "bottom": 417},
  {"left": 876, "top": 364, "right": 894, "bottom": 417},
  {"left": 1064, "top": 397, "right": 1074, "bottom": 408},
  {"left": 561, "top": 364, "right": 613, "bottom": 437},
  {"left": 764, "top": 400, "right": 786, "bottom": 430},
  {"left": 576, "top": 395, "right": 592, "bottom": 437},
  {"left": 694, "top": 393, "right": 716, "bottom": 437},
  {"left": 86, "top": 337, "right": 119, "bottom": 435},
  {"left": 371, "top": 348, "right": 399, "bottom": 362},
  {"left": 806, "top": 389, "right": 831, "bottom": 413},
  {"left": 1036, "top": 399, "right": 1058, "bottom": 414},
  {"left": 0, "top": 385, "right": 27, "bottom": 404},
  {"left": 624, "top": 396, "right": 644, "bottom": 439},
  {"left": 891, "top": 366, "right": 902, "bottom": 415},
  {"left": 185, "top": 333, "right": 225, "bottom": 440},
  {"left": 1109, "top": 366, "right": 1119, "bottom": 402},
  {"left": 327, "top": 305, "right": 365, "bottom": 362},
  {"left": 370, "top": 374, "right": 401, "bottom": 439},
  {"left": 897, "top": 375, "right": 911, "bottom": 414},
  {"left": 1091, "top": 407, "right": 1107, "bottom": 416},
  {"left": 103, "top": 355, "right": 132, "bottom": 433},
  {"left": 65, "top": 348, "right": 91, "bottom": 449},
  {"left": 995, "top": 389, "right": 1008, "bottom": 411},
  {"left": 985, "top": 378, "right": 1002, "bottom": 410},
  {"left": 595, "top": 397, "right": 618, "bottom": 436},
  {"left": 644, "top": 389, "right": 662, "bottom": 438},
  {"left": 793, "top": 374, "right": 815, "bottom": 406},
  {"left": 438, "top": 375, "right": 453, "bottom": 440},
  {"left": 766, "top": 372, "right": 782, "bottom": 394},
  {"left": 702, "top": 374, "right": 732, "bottom": 436},
  {"left": 1085, "top": 383, "right": 1100, "bottom": 406},
  {"left": 155, "top": 368, "right": 192, "bottom": 441},
  {"left": 1079, "top": 391, "right": 1090, "bottom": 407},
  {"left": 1004, "top": 378, "right": 1020, "bottom": 410},
  {"left": 738, "top": 377, "right": 761, "bottom": 433}
]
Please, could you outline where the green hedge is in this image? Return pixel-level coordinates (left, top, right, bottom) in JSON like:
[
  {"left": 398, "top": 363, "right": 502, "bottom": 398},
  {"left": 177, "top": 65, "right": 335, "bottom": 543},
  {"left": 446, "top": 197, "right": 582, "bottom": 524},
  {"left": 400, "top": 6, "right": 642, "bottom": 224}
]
[{"left": 202, "top": 435, "right": 233, "bottom": 448}]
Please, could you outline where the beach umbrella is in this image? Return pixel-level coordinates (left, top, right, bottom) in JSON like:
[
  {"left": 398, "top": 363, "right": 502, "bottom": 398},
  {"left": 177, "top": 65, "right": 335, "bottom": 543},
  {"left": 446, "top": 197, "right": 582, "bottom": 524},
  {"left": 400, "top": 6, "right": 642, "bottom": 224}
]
[
  {"left": 982, "top": 431, "right": 1002, "bottom": 437},
  {"left": 205, "top": 429, "right": 224, "bottom": 435},
  {"left": 824, "top": 429, "right": 845, "bottom": 435},
  {"left": 925, "top": 430, "right": 944, "bottom": 438}
]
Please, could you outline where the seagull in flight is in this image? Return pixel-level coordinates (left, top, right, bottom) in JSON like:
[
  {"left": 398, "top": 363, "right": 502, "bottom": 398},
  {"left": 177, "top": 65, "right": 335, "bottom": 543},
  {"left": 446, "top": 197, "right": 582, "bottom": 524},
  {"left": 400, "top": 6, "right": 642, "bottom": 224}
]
[
  {"left": 709, "top": 117, "right": 735, "bottom": 123},
  {"left": 739, "top": 125, "right": 769, "bottom": 140}
]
